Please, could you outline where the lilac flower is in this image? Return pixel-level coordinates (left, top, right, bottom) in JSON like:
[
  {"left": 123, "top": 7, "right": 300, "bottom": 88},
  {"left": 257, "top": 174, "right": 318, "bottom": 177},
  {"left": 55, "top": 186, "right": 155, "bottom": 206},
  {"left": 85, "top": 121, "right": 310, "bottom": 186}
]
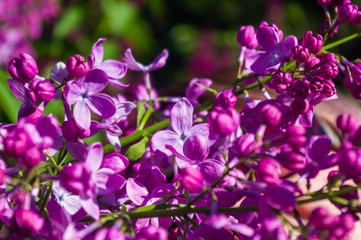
[
  {"left": 64, "top": 69, "right": 116, "bottom": 130},
  {"left": 123, "top": 48, "right": 168, "bottom": 89},
  {"left": 88, "top": 38, "right": 128, "bottom": 89},
  {"left": 52, "top": 181, "right": 81, "bottom": 215},
  {"left": 66, "top": 54, "right": 89, "bottom": 78},
  {"left": 11, "top": 207, "right": 45, "bottom": 237},
  {"left": 249, "top": 25, "right": 298, "bottom": 73},
  {"left": 8, "top": 53, "right": 38, "bottom": 84},
  {"left": 151, "top": 98, "right": 215, "bottom": 168}
]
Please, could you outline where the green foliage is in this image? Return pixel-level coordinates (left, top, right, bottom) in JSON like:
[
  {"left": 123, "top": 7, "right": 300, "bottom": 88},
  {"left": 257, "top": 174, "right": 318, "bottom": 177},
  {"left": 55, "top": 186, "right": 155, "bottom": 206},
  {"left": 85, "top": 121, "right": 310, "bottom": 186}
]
[{"left": 125, "top": 136, "right": 149, "bottom": 161}]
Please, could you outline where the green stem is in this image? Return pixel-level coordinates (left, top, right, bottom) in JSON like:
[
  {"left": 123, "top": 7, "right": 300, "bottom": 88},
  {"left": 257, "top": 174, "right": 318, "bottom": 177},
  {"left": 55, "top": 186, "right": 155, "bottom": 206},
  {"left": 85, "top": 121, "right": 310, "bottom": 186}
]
[{"left": 322, "top": 31, "right": 361, "bottom": 51}]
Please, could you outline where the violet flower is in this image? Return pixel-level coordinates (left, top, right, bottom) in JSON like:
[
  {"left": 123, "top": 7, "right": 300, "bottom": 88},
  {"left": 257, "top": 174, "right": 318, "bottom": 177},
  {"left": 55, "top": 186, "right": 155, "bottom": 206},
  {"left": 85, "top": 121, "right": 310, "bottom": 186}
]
[
  {"left": 88, "top": 38, "right": 128, "bottom": 89},
  {"left": 151, "top": 98, "right": 216, "bottom": 168},
  {"left": 64, "top": 69, "right": 116, "bottom": 131},
  {"left": 249, "top": 25, "right": 298, "bottom": 73},
  {"left": 123, "top": 48, "right": 168, "bottom": 90}
]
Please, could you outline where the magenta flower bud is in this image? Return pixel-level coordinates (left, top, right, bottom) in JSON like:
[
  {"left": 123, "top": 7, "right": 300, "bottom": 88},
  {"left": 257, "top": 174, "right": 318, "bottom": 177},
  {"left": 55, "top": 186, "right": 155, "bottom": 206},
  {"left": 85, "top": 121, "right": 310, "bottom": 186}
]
[
  {"left": 338, "top": 143, "right": 361, "bottom": 183},
  {"left": 28, "top": 79, "right": 55, "bottom": 103},
  {"left": 338, "top": 4, "right": 358, "bottom": 23},
  {"left": 237, "top": 25, "right": 258, "bottom": 49},
  {"left": 309, "top": 207, "right": 335, "bottom": 230},
  {"left": 291, "top": 45, "right": 309, "bottom": 65},
  {"left": 340, "top": 213, "right": 356, "bottom": 232},
  {"left": 291, "top": 99, "right": 309, "bottom": 115},
  {"left": 258, "top": 103, "right": 282, "bottom": 128},
  {"left": 18, "top": 105, "right": 44, "bottom": 123},
  {"left": 183, "top": 134, "right": 209, "bottom": 161},
  {"left": 327, "top": 170, "right": 339, "bottom": 181},
  {"left": 214, "top": 90, "right": 237, "bottom": 108},
  {"left": 352, "top": 10, "right": 361, "bottom": 25},
  {"left": 12, "top": 208, "right": 44, "bottom": 236},
  {"left": 20, "top": 147, "right": 42, "bottom": 169},
  {"left": 8, "top": 53, "right": 38, "bottom": 84},
  {"left": 135, "top": 225, "right": 168, "bottom": 240},
  {"left": 61, "top": 119, "right": 78, "bottom": 143},
  {"left": 309, "top": 77, "right": 324, "bottom": 94},
  {"left": 304, "top": 56, "right": 321, "bottom": 70},
  {"left": 60, "top": 163, "right": 95, "bottom": 195},
  {"left": 287, "top": 80, "right": 309, "bottom": 100},
  {"left": 313, "top": 62, "right": 339, "bottom": 80},
  {"left": 178, "top": 166, "right": 203, "bottom": 192},
  {"left": 236, "top": 133, "right": 256, "bottom": 156},
  {"left": 256, "top": 157, "right": 281, "bottom": 185},
  {"left": 208, "top": 106, "right": 240, "bottom": 136},
  {"left": 279, "top": 151, "right": 306, "bottom": 171},
  {"left": 101, "top": 152, "right": 129, "bottom": 173},
  {"left": 286, "top": 125, "right": 306, "bottom": 149},
  {"left": 336, "top": 113, "right": 359, "bottom": 134},
  {"left": 302, "top": 31, "right": 323, "bottom": 54},
  {"left": 350, "top": 63, "right": 361, "bottom": 84},
  {"left": 269, "top": 71, "right": 292, "bottom": 93},
  {"left": 66, "top": 54, "right": 90, "bottom": 78},
  {"left": 321, "top": 79, "right": 336, "bottom": 96}
]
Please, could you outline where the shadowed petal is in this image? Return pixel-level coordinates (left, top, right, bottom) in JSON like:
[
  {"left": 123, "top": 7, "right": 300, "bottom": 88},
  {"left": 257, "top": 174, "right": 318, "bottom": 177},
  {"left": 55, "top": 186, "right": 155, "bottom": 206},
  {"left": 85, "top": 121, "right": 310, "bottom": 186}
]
[
  {"left": 87, "top": 93, "right": 116, "bottom": 118},
  {"left": 199, "top": 159, "right": 225, "bottom": 184},
  {"left": 101, "top": 59, "right": 127, "bottom": 80},
  {"left": 96, "top": 168, "right": 125, "bottom": 195},
  {"left": 147, "top": 49, "right": 169, "bottom": 71},
  {"left": 74, "top": 100, "right": 91, "bottom": 130},
  {"left": 7, "top": 78, "right": 28, "bottom": 103},
  {"left": 171, "top": 98, "right": 193, "bottom": 135},
  {"left": 277, "top": 35, "right": 298, "bottom": 59},
  {"left": 65, "top": 140, "right": 88, "bottom": 162},
  {"left": 307, "top": 135, "right": 331, "bottom": 161},
  {"left": 186, "top": 78, "right": 213, "bottom": 100},
  {"left": 257, "top": 26, "right": 279, "bottom": 51}
]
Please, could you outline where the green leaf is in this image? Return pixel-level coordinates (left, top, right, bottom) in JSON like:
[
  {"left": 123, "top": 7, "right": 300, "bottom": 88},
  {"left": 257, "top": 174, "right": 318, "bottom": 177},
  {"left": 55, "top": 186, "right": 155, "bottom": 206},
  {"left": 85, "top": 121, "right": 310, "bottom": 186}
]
[
  {"left": 0, "top": 69, "right": 21, "bottom": 123},
  {"left": 136, "top": 102, "right": 146, "bottom": 130},
  {"left": 125, "top": 137, "right": 149, "bottom": 161},
  {"left": 53, "top": 6, "right": 85, "bottom": 39},
  {"left": 194, "top": 83, "right": 218, "bottom": 95}
]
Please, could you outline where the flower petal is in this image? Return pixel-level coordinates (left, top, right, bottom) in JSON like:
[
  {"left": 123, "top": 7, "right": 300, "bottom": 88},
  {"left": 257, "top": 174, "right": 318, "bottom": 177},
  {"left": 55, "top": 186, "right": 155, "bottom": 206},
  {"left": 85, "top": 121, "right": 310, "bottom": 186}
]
[
  {"left": 123, "top": 48, "right": 145, "bottom": 71},
  {"left": 80, "top": 197, "right": 99, "bottom": 220},
  {"left": 151, "top": 130, "right": 181, "bottom": 156},
  {"left": 85, "top": 142, "right": 103, "bottom": 172},
  {"left": 126, "top": 178, "right": 149, "bottom": 206},
  {"left": 91, "top": 38, "right": 106, "bottom": 67},
  {"left": 74, "top": 100, "right": 91, "bottom": 130},
  {"left": 7, "top": 78, "right": 28, "bottom": 103},
  {"left": 170, "top": 98, "right": 193, "bottom": 135},
  {"left": 87, "top": 93, "right": 116, "bottom": 118},
  {"left": 84, "top": 69, "right": 109, "bottom": 94},
  {"left": 100, "top": 59, "right": 127, "bottom": 80},
  {"left": 257, "top": 26, "right": 279, "bottom": 51},
  {"left": 277, "top": 35, "right": 298, "bottom": 59},
  {"left": 186, "top": 78, "right": 213, "bottom": 100},
  {"left": 147, "top": 49, "right": 169, "bottom": 71},
  {"left": 307, "top": 135, "right": 332, "bottom": 162},
  {"left": 65, "top": 140, "right": 88, "bottom": 162},
  {"left": 250, "top": 52, "right": 280, "bottom": 74},
  {"left": 108, "top": 78, "right": 129, "bottom": 89},
  {"left": 96, "top": 168, "right": 125, "bottom": 195},
  {"left": 199, "top": 159, "right": 225, "bottom": 184}
]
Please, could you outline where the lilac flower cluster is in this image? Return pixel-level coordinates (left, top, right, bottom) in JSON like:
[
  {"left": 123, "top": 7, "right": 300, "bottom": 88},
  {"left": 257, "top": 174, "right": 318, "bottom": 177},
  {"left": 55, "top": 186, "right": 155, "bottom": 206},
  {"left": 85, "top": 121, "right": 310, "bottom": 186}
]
[{"left": 1, "top": 1, "right": 361, "bottom": 239}]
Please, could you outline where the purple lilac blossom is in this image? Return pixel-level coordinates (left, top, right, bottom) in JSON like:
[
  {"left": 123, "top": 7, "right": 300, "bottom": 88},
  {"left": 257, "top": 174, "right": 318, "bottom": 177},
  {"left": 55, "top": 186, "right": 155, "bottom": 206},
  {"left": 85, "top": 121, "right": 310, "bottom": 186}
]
[{"left": 64, "top": 69, "right": 116, "bottom": 131}]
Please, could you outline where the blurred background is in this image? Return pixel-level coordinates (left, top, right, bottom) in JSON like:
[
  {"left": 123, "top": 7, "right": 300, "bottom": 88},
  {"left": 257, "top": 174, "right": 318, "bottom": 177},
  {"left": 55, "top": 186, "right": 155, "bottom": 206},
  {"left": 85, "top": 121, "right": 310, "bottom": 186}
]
[{"left": 1, "top": 0, "right": 361, "bottom": 124}]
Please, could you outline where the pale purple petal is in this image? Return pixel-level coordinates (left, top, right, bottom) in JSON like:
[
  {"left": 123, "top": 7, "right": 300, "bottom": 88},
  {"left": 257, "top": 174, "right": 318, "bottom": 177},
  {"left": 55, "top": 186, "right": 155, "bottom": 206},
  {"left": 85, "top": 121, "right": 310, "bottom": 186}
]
[
  {"left": 170, "top": 98, "right": 193, "bottom": 135},
  {"left": 188, "top": 123, "right": 218, "bottom": 146},
  {"left": 100, "top": 59, "right": 127, "bottom": 80},
  {"left": 123, "top": 48, "right": 145, "bottom": 71},
  {"left": 277, "top": 35, "right": 298, "bottom": 59},
  {"left": 228, "top": 223, "right": 254, "bottom": 237},
  {"left": 74, "top": 100, "right": 91, "bottom": 130},
  {"left": 47, "top": 198, "right": 70, "bottom": 233},
  {"left": 108, "top": 78, "right": 129, "bottom": 89},
  {"left": 7, "top": 78, "right": 28, "bottom": 103},
  {"left": 307, "top": 135, "right": 331, "bottom": 161},
  {"left": 151, "top": 130, "right": 181, "bottom": 156},
  {"left": 83, "top": 69, "right": 109, "bottom": 94},
  {"left": 150, "top": 183, "right": 175, "bottom": 204},
  {"left": 80, "top": 197, "right": 100, "bottom": 220},
  {"left": 50, "top": 61, "right": 68, "bottom": 83},
  {"left": 96, "top": 168, "right": 125, "bottom": 195},
  {"left": 126, "top": 178, "right": 149, "bottom": 206},
  {"left": 65, "top": 80, "right": 83, "bottom": 105},
  {"left": 257, "top": 26, "right": 279, "bottom": 51},
  {"left": 65, "top": 140, "right": 88, "bottom": 162},
  {"left": 87, "top": 93, "right": 116, "bottom": 118},
  {"left": 85, "top": 142, "right": 103, "bottom": 172},
  {"left": 106, "top": 133, "right": 121, "bottom": 152},
  {"left": 61, "top": 194, "right": 82, "bottom": 215},
  {"left": 299, "top": 105, "right": 314, "bottom": 128},
  {"left": 91, "top": 38, "right": 106, "bottom": 67},
  {"left": 147, "top": 49, "right": 169, "bottom": 71}
]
